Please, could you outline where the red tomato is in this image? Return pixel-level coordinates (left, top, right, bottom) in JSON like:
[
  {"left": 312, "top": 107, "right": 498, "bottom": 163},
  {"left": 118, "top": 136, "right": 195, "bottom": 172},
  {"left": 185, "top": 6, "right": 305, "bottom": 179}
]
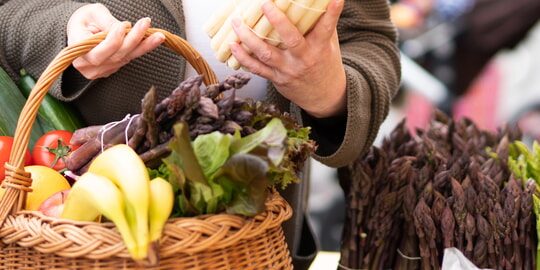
[
  {"left": 0, "top": 136, "right": 32, "bottom": 182},
  {"left": 32, "top": 130, "right": 80, "bottom": 171}
]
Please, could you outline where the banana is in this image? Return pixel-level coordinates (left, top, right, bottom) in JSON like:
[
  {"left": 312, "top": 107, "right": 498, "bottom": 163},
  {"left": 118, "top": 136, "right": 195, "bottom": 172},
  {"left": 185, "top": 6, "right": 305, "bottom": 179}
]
[
  {"left": 87, "top": 144, "right": 151, "bottom": 260},
  {"left": 60, "top": 172, "right": 139, "bottom": 259},
  {"left": 148, "top": 177, "right": 174, "bottom": 243},
  {"left": 145, "top": 177, "right": 174, "bottom": 266}
]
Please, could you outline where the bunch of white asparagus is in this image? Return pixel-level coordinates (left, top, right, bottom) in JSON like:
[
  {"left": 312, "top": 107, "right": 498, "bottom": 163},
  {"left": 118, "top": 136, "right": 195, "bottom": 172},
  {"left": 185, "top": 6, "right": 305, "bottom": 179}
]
[{"left": 203, "top": 0, "right": 331, "bottom": 70}]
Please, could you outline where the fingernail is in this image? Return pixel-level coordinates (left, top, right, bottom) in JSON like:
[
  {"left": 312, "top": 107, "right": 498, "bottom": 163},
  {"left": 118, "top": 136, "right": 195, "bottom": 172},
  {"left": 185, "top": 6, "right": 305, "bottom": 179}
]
[
  {"left": 139, "top": 17, "right": 151, "bottom": 27},
  {"left": 261, "top": 1, "right": 276, "bottom": 12},
  {"left": 229, "top": 42, "right": 238, "bottom": 53},
  {"left": 156, "top": 32, "right": 166, "bottom": 41},
  {"left": 119, "top": 21, "right": 131, "bottom": 31},
  {"left": 151, "top": 32, "right": 166, "bottom": 44},
  {"left": 231, "top": 17, "right": 241, "bottom": 28}
]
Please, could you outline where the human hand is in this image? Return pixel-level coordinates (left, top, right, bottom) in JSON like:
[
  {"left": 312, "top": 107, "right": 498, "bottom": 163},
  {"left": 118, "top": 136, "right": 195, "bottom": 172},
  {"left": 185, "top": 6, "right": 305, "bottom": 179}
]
[
  {"left": 67, "top": 3, "right": 165, "bottom": 79},
  {"left": 229, "top": 0, "right": 346, "bottom": 118}
]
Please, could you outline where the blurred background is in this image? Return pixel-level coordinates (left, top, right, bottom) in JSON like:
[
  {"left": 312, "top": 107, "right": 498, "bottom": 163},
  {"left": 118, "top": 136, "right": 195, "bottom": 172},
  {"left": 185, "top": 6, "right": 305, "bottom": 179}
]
[{"left": 308, "top": 0, "right": 540, "bottom": 252}]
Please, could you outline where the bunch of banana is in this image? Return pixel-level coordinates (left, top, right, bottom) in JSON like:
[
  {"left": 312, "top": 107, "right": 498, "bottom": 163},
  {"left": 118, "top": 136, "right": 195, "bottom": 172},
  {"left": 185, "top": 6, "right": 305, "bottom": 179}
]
[
  {"left": 203, "top": 0, "right": 331, "bottom": 70},
  {"left": 61, "top": 144, "right": 174, "bottom": 265}
]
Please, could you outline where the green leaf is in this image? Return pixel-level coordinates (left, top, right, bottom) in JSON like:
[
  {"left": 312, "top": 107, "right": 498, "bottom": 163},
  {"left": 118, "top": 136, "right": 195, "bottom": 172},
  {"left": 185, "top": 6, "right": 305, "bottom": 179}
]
[
  {"left": 231, "top": 118, "right": 287, "bottom": 167},
  {"left": 164, "top": 122, "right": 216, "bottom": 215},
  {"left": 224, "top": 194, "right": 262, "bottom": 217},
  {"left": 166, "top": 122, "right": 209, "bottom": 187},
  {"left": 533, "top": 195, "right": 540, "bottom": 256},
  {"left": 508, "top": 158, "right": 523, "bottom": 182},
  {"left": 193, "top": 131, "right": 232, "bottom": 179},
  {"left": 187, "top": 181, "right": 209, "bottom": 214},
  {"left": 213, "top": 153, "right": 269, "bottom": 216}
]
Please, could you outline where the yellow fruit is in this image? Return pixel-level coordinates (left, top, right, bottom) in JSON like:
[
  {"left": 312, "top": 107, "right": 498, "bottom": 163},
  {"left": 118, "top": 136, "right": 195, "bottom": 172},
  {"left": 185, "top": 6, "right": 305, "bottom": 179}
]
[{"left": 24, "top": 165, "right": 71, "bottom": 211}]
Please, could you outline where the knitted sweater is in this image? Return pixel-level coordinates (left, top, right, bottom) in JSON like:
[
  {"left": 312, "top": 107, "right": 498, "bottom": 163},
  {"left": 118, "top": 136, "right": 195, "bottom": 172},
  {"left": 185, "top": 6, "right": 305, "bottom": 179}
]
[{"left": 0, "top": 0, "right": 401, "bottom": 268}]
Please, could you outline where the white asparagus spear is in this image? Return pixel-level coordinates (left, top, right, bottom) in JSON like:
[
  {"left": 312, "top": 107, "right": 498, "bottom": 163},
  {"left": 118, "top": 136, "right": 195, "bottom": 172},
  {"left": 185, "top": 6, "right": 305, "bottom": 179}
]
[
  {"left": 265, "top": 0, "right": 316, "bottom": 48},
  {"left": 202, "top": 0, "right": 238, "bottom": 38},
  {"left": 296, "top": 0, "right": 332, "bottom": 35},
  {"left": 214, "top": 0, "right": 267, "bottom": 62},
  {"left": 226, "top": 0, "right": 292, "bottom": 70},
  {"left": 210, "top": 0, "right": 253, "bottom": 52}
]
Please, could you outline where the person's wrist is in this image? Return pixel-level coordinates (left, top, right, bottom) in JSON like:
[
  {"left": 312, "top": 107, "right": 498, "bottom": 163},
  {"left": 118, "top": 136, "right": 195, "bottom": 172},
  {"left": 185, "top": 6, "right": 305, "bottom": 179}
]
[
  {"left": 304, "top": 93, "right": 347, "bottom": 118},
  {"left": 306, "top": 77, "right": 347, "bottom": 118}
]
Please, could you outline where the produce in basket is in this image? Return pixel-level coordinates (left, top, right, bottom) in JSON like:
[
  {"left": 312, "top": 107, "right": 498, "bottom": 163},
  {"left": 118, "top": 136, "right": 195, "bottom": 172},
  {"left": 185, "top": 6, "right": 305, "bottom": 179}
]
[
  {"left": 61, "top": 144, "right": 174, "bottom": 264},
  {"left": 203, "top": 0, "right": 332, "bottom": 69},
  {"left": 0, "top": 28, "right": 296, "bottom": 269},
  {"left": 60, "top": 72, "right": 315, "bottom": 259},
  {"left": 66, "top": 73, "right": 316, "bottom": 194},
  {"left": 0, "top": 67, "right": 84, "bottom": 173},
  {"left": 0, "top": 136, "right": 32, "bottom": 182},
  {"left": 0, "top": 67, "right": 49, "bottom": 148},
  {"left": 18, "top": 69, "right": 86, "bottom": 133}
]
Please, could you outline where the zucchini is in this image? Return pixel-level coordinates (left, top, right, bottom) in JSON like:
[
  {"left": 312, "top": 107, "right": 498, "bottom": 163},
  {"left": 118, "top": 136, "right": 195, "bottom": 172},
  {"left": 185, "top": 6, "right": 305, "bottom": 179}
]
[
  {"left": 19, "top": 69, "right": 86, "bottom": 133},
  {"left": 0, "top": 66, "right": 45, "bottom": 148}
]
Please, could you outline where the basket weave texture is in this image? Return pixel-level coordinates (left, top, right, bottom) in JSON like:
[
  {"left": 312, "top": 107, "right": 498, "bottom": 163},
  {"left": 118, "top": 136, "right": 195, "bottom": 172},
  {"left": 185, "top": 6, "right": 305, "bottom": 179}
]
[{"left": 0, "top": 28, "right": 293, "bottom": 269}]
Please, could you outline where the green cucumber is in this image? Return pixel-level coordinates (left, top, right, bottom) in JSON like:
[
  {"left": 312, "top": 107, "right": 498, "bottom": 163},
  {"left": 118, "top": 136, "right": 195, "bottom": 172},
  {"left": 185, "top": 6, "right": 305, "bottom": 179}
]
[
  {"left": 19, "top": 69, "right": 86, "bottom": 133},
  {"left": 0, "top": 66, "right": 45, "bottom": 148}
]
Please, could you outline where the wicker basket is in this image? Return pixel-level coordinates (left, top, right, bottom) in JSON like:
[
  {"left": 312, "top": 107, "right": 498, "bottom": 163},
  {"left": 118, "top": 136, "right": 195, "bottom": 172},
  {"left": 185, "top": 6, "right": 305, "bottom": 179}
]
[{"left": 0, "top": 28, "right": 293, "bottom": 269}]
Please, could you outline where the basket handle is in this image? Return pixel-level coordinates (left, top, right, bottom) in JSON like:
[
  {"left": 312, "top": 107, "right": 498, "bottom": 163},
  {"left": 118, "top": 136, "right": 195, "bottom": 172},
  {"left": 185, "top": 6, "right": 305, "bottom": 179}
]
[{"left": 0, "top": 28, "right": 219, "bottom": 225}]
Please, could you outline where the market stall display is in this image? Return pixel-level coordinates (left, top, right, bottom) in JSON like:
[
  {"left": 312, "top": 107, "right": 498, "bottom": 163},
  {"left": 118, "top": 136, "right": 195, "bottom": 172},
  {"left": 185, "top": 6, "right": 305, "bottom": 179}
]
[{"left": 339, "top": 110, "right": 537, "bottom": 269}]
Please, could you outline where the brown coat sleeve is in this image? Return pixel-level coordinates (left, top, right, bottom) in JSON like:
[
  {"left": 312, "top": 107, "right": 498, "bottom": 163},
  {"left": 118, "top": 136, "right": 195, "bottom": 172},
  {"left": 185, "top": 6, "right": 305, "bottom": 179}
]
[{"left": 335, "top": 0, "right": 401, "bottom": 164}]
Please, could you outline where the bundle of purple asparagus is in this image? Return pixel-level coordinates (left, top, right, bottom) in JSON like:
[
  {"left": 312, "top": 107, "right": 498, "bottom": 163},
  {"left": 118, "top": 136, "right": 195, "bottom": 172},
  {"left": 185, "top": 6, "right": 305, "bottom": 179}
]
[{"left": 339, "top": 111, "right": 535, "bottom": 270}]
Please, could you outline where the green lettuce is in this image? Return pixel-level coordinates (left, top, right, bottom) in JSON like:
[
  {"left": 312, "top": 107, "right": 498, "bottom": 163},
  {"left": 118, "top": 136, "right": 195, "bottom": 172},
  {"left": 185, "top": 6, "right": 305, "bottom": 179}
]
[{"left": 150, "top": 117, "right": 310, "bottom": 217}]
